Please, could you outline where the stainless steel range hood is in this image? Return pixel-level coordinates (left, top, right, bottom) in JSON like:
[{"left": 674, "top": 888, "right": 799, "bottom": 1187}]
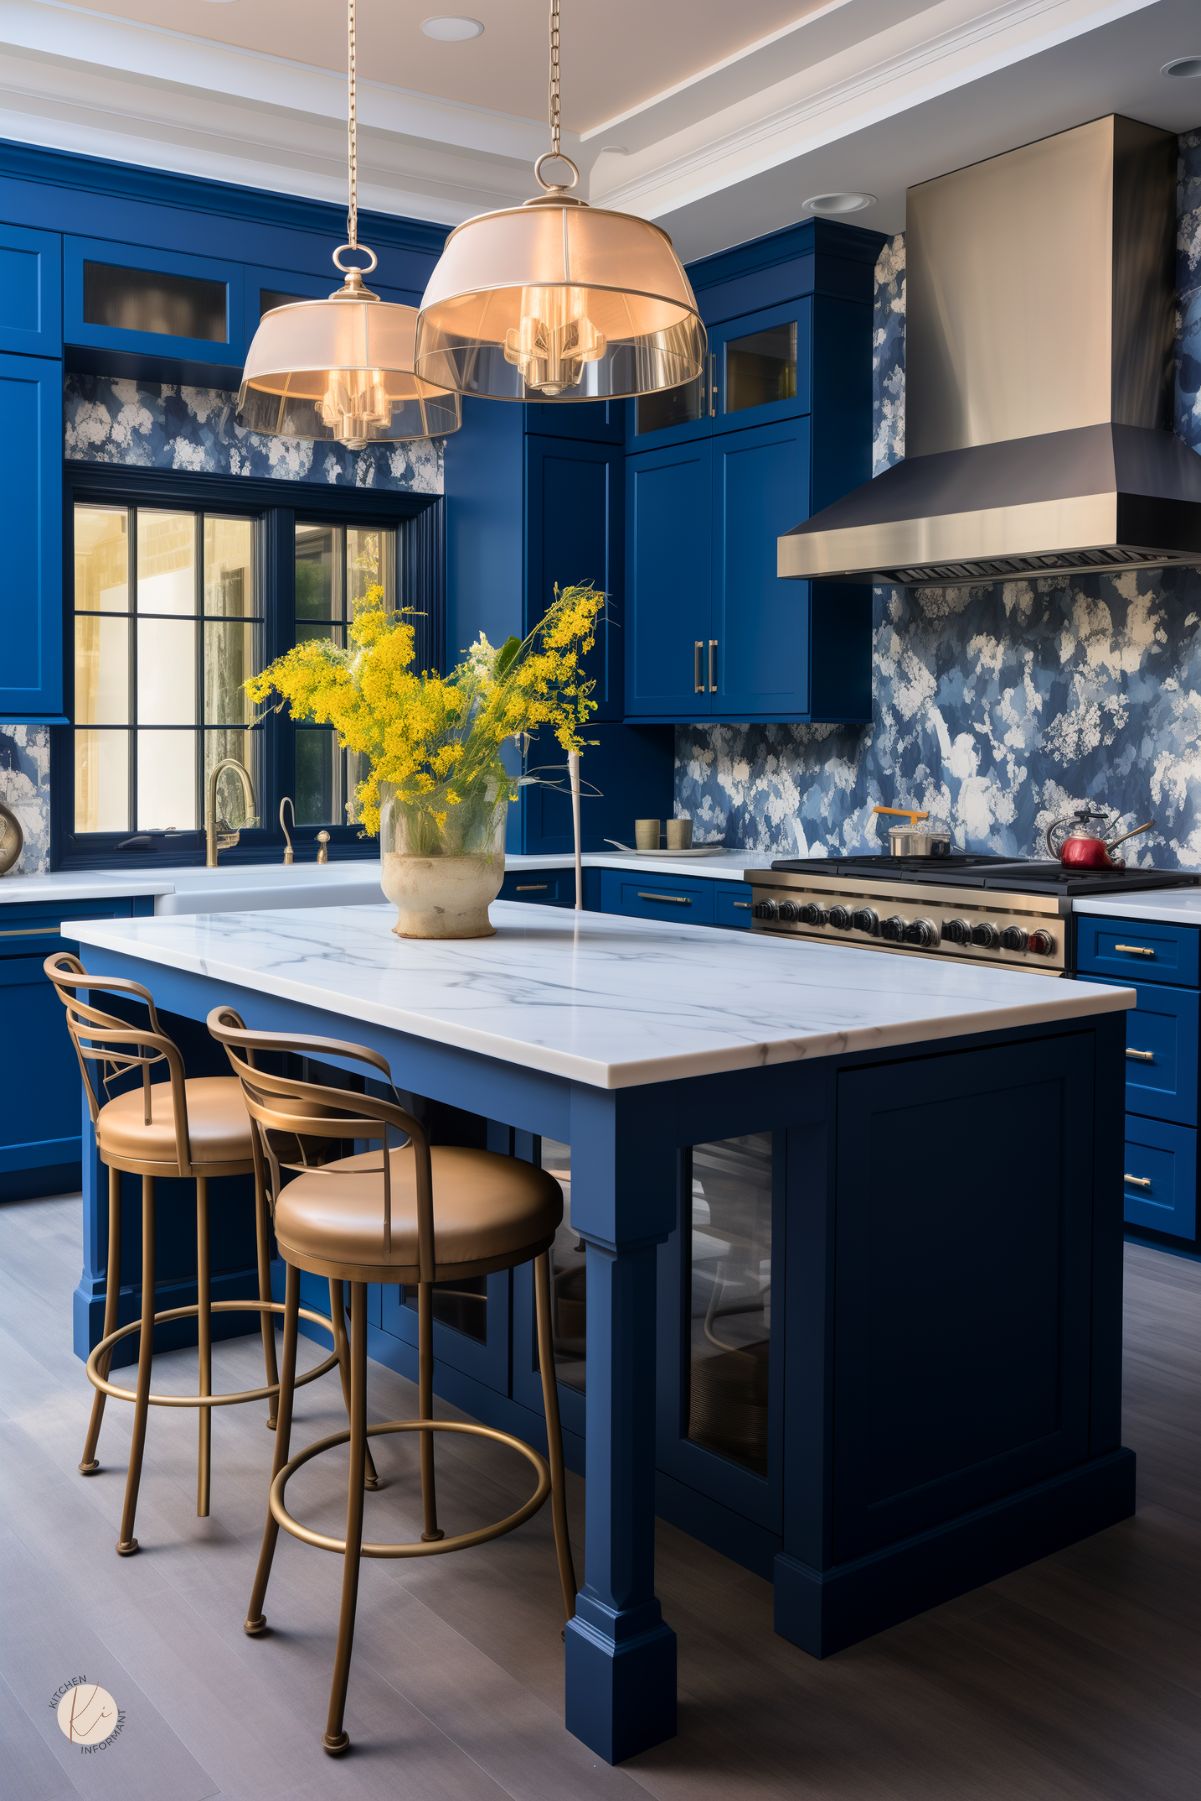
[{"left": 779, "top": 115, "right": 1201, "bottom": 587}]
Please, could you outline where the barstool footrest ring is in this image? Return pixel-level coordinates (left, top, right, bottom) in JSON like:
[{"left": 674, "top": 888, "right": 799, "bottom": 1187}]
[
  {"left": 270, "top": 1419, "right": 551, "bottom": 1557},
  {"left": 85, "top": 1300, "right": 340, "bottom": 1407}
]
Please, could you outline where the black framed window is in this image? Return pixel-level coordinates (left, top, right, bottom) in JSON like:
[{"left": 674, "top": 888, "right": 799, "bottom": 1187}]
[{"left": 56, "top": 467, "right": 443, "bottom": 869}]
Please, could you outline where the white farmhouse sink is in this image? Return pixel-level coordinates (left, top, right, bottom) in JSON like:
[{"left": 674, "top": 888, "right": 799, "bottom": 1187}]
[{"left": 155, "top": 861, "right": 383, "bottom": 916}]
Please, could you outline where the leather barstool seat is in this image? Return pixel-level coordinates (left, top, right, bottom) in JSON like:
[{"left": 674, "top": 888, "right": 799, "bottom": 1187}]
[
  {"left": 96, "top": 1075, "right": 255, "bottom": 1169},
  {"left": 273, "top": 1143, "right": 562, "bottom": 1283},
  {"left": 209, "top": 1007, "right": 577, "bottom": 1758}
]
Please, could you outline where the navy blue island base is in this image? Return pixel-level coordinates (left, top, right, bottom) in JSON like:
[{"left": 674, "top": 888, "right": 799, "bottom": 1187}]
[{"left": 66, "top": 902, "right": 1135, "bottom": 1765}]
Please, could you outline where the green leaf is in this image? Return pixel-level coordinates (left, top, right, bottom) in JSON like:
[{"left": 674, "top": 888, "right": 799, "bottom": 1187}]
[{"left": 494, "top": 635, "right": 522, "bottom": 678}]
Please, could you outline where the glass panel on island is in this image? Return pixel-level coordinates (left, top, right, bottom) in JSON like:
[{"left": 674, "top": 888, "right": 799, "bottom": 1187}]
[{"left": 686, "top": 1133, "right": 772, "bottom": 1475}]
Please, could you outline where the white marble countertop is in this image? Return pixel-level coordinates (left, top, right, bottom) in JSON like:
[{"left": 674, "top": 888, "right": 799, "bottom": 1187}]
[
  {"left": 1073, "top": 889, "right": 1201, "bottom": 927},
  {"left": 0, "top": 868, "right": 178, "bottom": 905},
  {"left": 64, "top": 900, "right": 1134, "bottom": 1091},
  {"left": 0, "top": 850, "right": 772, "bottom": 913}
]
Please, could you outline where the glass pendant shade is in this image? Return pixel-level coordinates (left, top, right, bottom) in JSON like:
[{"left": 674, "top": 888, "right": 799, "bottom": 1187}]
[
  {"left": 415, "top": 193, "right": 705, "bottom": 402},
  {"left": 238, "top": 278, "right": 462, "bottom": 449}
]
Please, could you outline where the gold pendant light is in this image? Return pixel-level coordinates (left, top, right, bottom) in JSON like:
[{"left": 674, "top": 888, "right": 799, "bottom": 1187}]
[
  {"left": 238, "top": 0, "right": 460, "bottom": 449},
  {"left": 415, "top": 0, "right": 705, "bottom": 403}
]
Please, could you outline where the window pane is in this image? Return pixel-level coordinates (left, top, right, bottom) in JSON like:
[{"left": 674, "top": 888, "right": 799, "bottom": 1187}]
[
  {"left": 295, "top": 729, "right": 336, "bottom": 826},
  {"left": 74, "top": 615, "right": 129, "bottom": 724},
  {"left": 137, "top": 619, "right": 196, "bottom": 724},
  {"left": 295, "top": 522, "right": 339, "bottom": 619},
  {"left": 74, "top": 730, "right": 129, "bottom": 833},
  {"left": 347, "top": 527, "right": 393, "bottom": 614},
  {"left": 204, "top": 620, "right": 258, "bottom": 724},
  {"left": 203, "top": 517, "right": 256, "bottom": 617},
  {"left": 74, "top": 506, "right": 129, "bottom": 612},
  {"left": 137, "top": 730, "right": 196, "bottom": 829},
  {"left": 204, "top": 732, "right": 260, "bottom": 829},
  {"left": 296, "top": 621, "right": 343, "bottom": 647},
  {"left": 137, "top": 510, "right": 196, "bottom": 615}
]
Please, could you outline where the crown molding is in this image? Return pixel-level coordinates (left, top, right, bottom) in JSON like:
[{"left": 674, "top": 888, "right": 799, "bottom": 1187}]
[{"left": 589, "top": 0, "right": 1164, "bottom": 221}]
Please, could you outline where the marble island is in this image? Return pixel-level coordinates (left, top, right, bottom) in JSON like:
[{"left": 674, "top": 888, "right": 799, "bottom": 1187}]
[
  {"left": 67, "top": 898, "right": 1132, "bottom": 1089},
  {"left": 66, "top": 899, "right": 1137, "bottom": 1767}
]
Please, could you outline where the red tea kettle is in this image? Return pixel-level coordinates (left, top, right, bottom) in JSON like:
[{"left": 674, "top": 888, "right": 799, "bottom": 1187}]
[{"left": 1045, "top": 806, "right": 1155, "bottom": 870}]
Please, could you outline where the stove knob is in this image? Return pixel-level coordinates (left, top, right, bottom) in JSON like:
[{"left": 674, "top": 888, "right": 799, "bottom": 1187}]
[
  {"left": 971, "top": 921, "right": 1000, "bottom": 949},
  {"left": 1028, "top": 928, "right": 1054, "bottom": 956},
  {"left": 828, "top": 904, "right": 853, "bottom": 931},
  {"left": 942, "top": 917, "right": 972, "bottom": 946},
  {"left": 1000, "top": 925, "right": 1029, "bottom": 952},
  {"left": 752, "top": 899, "right": 778, "bottom": 921},
  {"left": 800, "top": 902, "right": 829, "bottom": 927},
  {"left": 880, "top": 915, "right": 907, "bottom": 943},
  {"left": 777, "top": 900, "right": 799, "bottom": 923},
  {"left": 904, "top": 918, "right": 938, "bottom": 948},
  {"left": 851, "top": 907, "right": 879, "bottom": 935}
]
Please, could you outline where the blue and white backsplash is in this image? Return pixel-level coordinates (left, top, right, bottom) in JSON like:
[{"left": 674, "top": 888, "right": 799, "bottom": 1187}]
[
  {"left": 0, "top": 726, "right": 51, "bottom": 875},
  {"left": 64, "top": 375, "right": 443, "bottom": 492},
  {"left": 677, "top": 128, "right": 1201, "bottom": 869}
]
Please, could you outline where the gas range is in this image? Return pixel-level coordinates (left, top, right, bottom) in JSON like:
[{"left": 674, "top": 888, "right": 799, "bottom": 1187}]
[{"left": 745, "top": 855, "right": 1201, "bottom": 974}]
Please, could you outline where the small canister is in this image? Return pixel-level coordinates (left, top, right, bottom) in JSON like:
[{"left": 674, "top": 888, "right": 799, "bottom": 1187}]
[{"left": 873, "top": 805, "right": 952, "bottom": 857}]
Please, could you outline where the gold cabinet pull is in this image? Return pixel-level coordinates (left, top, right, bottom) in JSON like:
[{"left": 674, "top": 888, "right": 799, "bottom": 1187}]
[
  {"left": 1123, "top": 1173, "right": 1152, "bottom": 1190},
  {"left": 637, "top": 891, "right": 692, "bottom": 906},
  {"left": 693, "top": 640, "right": 705, "bottom": 694},
  {"left": 708, "top": 638, "right": 718, "bottom": 694},
  {"left": 1113, "top": 943, "right": 1156, "bottom": 957},
  {"left": 514, "top": 883, "right": 549, "bottom": 893},
  {"left": 732, "top": 901, "right": 751, "bottom": 909},
  {"left": 1125, "top": 1047, "right": 1155, "bottom": 1063},
  {"left": 0, "top": 924, "right": 57, "bottom": 938}
]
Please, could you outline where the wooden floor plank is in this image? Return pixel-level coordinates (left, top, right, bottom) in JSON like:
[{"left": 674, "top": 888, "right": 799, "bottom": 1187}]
[{"left": 1, "top": 1194, "right": 1199, "bottom": 1801}]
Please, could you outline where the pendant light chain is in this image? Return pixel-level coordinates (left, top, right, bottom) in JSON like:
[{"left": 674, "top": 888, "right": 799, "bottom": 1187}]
[
  {"left": 347, "top": 0, "right": 358, "bottom": 250},
  {"left": 548, "top": 0, "right": 561, "bottom": 159}
]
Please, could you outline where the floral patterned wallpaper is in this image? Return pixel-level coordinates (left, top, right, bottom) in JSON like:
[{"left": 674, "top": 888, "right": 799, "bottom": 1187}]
[
  {"left": 0, "top": 374, "right": 444, "bottom": 875},
  {"left": 676, "top": 128, "right": 1201, "bottom": 868}
]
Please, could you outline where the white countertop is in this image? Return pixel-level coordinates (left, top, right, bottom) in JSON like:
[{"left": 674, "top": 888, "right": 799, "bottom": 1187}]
[
  {"left": 1073, "top": 889, "right": 1201, "bottom": 927},
  {"left": 64, "top": 900, "right": 1133, "bottom": 1091},
  {"left": 0, "top": 851, "right": 774, "bottom": 914}
]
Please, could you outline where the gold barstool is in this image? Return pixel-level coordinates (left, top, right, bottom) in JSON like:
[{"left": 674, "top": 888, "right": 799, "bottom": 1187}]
[
  {"left": 44, "top": 954, "right": 361, "bottom": 1554},
  {"left": 209, "top": 1008, "right": 577, "bottom": 1757}
]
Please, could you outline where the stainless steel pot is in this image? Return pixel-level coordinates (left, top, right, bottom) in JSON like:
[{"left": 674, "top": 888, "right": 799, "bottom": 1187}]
[{"left": 872, "top": 805, "right": 952, "bottom": 857}]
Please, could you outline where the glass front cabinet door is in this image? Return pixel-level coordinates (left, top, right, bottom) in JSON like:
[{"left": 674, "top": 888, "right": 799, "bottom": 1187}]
[
  {"left": 709, "top": 300, "right": 811, "bottom": 431},
  {"left": 64, "top": 238, "right": 246, "bottom": 368}
]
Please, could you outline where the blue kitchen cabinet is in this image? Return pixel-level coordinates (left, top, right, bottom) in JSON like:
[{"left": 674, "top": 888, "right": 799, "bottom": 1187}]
[
  {"left": 0, "top": 895, "right": 155, "bottom": 1200},
  {"left": 525, "top": 434, "right": 624, "bottom": 720},
  {"left": 445, "top": 402, "right": 673, "bottom": 854},
  {"left": 708, "top": 299, "right": 812, "bottom": 432},
  {"left": 0, "top": 352, "right": 63, "bottom": 718},
  {"left": 64, "top": 236, "right": 247, "bottom": 375},
  {"left": 624, "top": 442, "right": 712, "bottom": 716},
  {"left": 627, "top": 420, "right": 871, "bottom": 723},
  {"left": 1077, "top": 914, "right": 1201, "bottom": 1247},
  {"left": 0, "top": 222, "right": 61, "bottom": 356},
  {"left": 526, "top": 397, "right": 625, "bottom": 443}
]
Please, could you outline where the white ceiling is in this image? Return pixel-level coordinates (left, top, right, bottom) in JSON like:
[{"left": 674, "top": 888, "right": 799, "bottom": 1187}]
[{"left": 2, "top": 0, "right": 1200, "bottom": 259}]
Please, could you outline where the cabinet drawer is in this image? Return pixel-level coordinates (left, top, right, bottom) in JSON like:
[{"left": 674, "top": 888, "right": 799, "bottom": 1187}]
[
  {"left": 1078, "top": 976, "right": 1199, "bottom": 1126},
  {"left": 1075, "top": 915, "right": 1199, "bottom": 986},
  {"left": 599, "top": 870, "right": 715, "bottom": 924},
  {"left": 1122, "top": 1116, "right": 1197, "bottom": 1239},
  {"left": 713, "top": 882, "right": 754, "bottom": 929},
  {"left": 499, "top": 869, "right": 573, "bottom": 907},
  {"left": 0, "top": 896, "right": 144, "bottom": 958}
]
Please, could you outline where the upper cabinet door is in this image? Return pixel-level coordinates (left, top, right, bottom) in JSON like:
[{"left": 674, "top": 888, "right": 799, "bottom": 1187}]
[
  {"left": 625, "top": 442, "right": 713, "bottom": 718},
  {"left": 627, "top": 364, "right": 711, "bottom": 451},
  {"left": 0, "top": 223, "right": 61, "bottom": 357},
  {"left": 524, "top": 435, "right": 624, "bottom": 720},
  {"left": 64, "top": 238, "right": 245, "bottom": 368},
  {"left": 0, "top": 354, "right": 62, "bottom": 717},
  {"left": 711, "top": 418, "right": 812, "bottom": 720},
  {"left": 710, "top": 299, "right": 812, "bottom": 432}
]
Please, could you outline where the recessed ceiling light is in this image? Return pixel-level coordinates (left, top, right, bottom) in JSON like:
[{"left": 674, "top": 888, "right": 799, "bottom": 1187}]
[
  {"left": 1162, "top": 55, "right": 1201, "bottom": 78},
  {"left": 421, "top": 16, "right": 485, "bottom": 41},
  {"left": 802, "top": 192, "right": 877, "bottom": 216}
]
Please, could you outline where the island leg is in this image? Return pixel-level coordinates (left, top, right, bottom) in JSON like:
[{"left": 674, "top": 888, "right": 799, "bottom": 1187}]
[{"left": 564, "top": 1087, "right": 678, "bottom": 1764}]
